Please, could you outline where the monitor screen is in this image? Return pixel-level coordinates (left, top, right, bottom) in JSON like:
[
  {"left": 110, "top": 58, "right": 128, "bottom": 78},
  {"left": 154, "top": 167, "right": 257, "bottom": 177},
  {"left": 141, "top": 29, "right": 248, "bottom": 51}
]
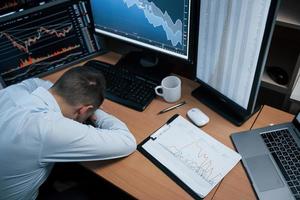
[
  {"left": 193, "top": 0, "right": 280, "bottom": 126},
  {"left": 90, "top": 0, "right": 191, "bottom": 61},
  {"left": 0, "top": 0, "right": 101, "bottom": 86},
  {"left": 0, "top": 1, "right": 54, "bottom": 16}
]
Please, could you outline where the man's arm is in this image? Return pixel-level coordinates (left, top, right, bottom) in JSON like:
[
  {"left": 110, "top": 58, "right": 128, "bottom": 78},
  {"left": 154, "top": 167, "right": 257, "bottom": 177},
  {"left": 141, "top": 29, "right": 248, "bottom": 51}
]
[
  {"left": 17, "top": 78, "right": 53, "bottom": 92},
  {"left": 7, "top": 78, "right": 53, "bottom": 94},
  {"left": 0, "top": 78, "right": 53, "bottom": 106},
  {"left": 39, "top": 109, "right": 137, "bottom": 163}
]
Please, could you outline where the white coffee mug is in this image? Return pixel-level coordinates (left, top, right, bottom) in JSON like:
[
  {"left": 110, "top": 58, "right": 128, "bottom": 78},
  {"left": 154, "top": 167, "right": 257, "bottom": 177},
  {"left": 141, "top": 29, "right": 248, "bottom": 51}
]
[{"left": 155, "top": 76, "right": 181, "bottom": 103}]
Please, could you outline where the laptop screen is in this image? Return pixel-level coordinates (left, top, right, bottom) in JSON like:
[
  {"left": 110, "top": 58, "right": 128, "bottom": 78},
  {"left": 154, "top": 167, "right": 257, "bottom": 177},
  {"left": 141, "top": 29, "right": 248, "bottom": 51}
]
[{"left": 293, "top": 112, "right": 300, "bottom": 130}]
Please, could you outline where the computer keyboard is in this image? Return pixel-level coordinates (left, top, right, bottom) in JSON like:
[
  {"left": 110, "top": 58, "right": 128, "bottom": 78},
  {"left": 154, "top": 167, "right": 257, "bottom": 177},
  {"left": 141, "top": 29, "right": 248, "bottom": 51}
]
[
  {"left": 261, "top": 129, "right": 300, "bottom": 198},
  {"left": 84, "top": 60, "right": 159, "bottom": 111}
]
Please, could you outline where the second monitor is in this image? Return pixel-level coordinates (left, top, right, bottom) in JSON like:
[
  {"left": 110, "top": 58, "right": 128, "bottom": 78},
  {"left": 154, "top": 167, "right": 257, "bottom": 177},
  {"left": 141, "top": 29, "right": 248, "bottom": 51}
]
[{"left": 192, "top": 0, "right": 280, "bottom": 126}]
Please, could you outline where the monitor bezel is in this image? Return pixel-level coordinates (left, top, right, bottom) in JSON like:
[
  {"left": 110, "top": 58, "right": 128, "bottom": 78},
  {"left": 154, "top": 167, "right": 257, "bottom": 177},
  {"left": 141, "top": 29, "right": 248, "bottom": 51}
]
[
  {"left": 192, "top": 0, "right": 281, "bottom": 126},
  {"left": 88, "top": 0, "right": 196, "bottom": 64},
  {"left": 293, "top": 112, "right": 300, "bottom": 131}
]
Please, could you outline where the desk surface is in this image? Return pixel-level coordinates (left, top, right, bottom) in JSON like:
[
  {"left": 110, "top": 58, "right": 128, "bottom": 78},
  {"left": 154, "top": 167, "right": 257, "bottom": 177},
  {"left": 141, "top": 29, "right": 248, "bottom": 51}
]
[{"left": 44, "top": 52, "right": 294, "bottom": 200}]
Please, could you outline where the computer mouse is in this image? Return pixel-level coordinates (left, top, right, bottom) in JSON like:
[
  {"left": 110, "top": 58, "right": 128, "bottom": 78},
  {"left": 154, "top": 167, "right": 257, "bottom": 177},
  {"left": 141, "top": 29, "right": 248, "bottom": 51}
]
[
  {"left": 266, "top": 66, "right": 289, "bottom": 85},
  {"left": 187, "top": 108, "right": 209, "bottom": 127}
]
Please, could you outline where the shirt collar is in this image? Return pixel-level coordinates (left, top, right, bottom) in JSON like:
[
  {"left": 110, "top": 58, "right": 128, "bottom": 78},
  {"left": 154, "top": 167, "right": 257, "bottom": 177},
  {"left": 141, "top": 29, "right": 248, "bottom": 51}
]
[{"left": 31, "top": 87, "right": 61, "bottom": 113}]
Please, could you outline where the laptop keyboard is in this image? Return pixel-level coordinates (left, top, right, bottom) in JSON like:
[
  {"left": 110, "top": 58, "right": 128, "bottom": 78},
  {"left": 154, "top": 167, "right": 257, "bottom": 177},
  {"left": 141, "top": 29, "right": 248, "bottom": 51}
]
[{"left": 261, "top": 129, "right": 300, "bottom": 199}]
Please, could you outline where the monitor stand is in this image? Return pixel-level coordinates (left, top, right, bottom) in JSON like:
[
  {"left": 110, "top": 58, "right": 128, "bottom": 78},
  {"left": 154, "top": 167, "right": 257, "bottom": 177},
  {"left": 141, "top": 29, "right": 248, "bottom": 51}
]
[
  {"left": 192, "top": 86, "right": 261, "bottom": 126},
  {"left": 116, "top": 51, "right": 169, "bottom": 83}
]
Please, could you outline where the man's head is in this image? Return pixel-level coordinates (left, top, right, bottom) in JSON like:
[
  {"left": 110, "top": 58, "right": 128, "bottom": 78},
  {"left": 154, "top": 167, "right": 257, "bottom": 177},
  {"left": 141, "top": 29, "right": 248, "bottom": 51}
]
[{"left": 49, "top": 66, "right": 106, "bottom": 123}]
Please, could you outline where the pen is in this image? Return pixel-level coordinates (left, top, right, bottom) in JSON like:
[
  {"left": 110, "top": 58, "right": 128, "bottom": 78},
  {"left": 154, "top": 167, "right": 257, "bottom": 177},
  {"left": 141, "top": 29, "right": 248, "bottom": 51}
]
[{"left": 157, "top": 101, "right": 186, "bottom": 115}]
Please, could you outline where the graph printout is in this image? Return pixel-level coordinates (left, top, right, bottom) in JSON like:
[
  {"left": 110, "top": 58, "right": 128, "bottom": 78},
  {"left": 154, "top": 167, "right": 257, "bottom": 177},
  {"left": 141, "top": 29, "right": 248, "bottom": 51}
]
[
  {"left": 196, "top": 0, "right": 271, "bottom": 109},
  {"left": 142, "top": 115, "right": 241, "bottom": 198}
]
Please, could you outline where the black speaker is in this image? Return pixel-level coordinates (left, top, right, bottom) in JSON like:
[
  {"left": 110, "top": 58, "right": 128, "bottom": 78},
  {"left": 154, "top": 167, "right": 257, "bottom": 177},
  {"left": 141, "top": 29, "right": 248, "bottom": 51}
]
[{"left": 266, "top": 66, "right": 289, "bottom": 85}]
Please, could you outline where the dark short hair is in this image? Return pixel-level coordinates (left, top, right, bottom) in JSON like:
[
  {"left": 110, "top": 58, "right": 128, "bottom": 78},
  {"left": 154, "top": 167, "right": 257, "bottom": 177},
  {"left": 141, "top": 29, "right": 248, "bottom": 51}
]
[{"left": 51, "top": 66, "right": 106, "bottom": 108}]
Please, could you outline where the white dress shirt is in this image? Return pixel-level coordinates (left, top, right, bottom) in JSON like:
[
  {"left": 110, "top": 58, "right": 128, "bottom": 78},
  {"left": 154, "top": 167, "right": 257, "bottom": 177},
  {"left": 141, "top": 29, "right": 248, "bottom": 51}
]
[{"left": 0, "top": 78, "right": 136, "bottom": 200}]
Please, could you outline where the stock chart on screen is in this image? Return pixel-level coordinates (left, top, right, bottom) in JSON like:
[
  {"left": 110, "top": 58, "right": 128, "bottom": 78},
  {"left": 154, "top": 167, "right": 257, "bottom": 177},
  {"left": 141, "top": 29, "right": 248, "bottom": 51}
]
[
  {"left": 0, "top": 0, "right": 20, "bottom": 14},
  {"left": 0, "top": 0, "right": 56, "bottom": 16},
  {"left": 92, "top": 0, "right": 190, "bottom": 59},
  {"left": 0, "top": 0, "right": 100, "bottom": 86}
]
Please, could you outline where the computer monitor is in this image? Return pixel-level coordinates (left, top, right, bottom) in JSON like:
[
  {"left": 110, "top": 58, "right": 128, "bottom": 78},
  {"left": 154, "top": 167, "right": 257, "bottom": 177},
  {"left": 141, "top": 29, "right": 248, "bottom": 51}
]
[
  {"left": 0, "top": 0, "right": 101, "bottom": 86},
  {"left": 192, "top": 0, "right": 280, "bottom": 126},
  {"left": 89, "top": 0, "right": 194, "bottom": 78}
]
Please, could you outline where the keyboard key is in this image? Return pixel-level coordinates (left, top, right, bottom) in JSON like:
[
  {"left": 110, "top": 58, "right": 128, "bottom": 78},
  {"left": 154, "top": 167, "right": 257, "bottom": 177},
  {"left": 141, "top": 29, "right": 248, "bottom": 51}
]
[
  {"left": 291, "top": 187, "right": 298, "bottom": 195},
  {"left": 288, "top": 181, "right": 294, "bottom": 187}
]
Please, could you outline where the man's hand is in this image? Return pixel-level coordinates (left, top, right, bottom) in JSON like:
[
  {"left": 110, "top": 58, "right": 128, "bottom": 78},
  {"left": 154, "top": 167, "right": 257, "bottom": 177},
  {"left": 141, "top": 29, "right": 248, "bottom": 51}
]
[
  {"left": 89, "top": 114, "right": 97, "bottom": 123},
  {"left": 84, "top": 114, "right": 98, "bottom": 127}
]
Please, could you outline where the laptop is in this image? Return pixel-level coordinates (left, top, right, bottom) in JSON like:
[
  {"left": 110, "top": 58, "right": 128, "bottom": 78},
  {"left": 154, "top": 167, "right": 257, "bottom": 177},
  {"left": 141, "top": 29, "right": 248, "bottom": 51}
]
[{"left": 231, "top": 112, "right": 300, "bottom": 200}]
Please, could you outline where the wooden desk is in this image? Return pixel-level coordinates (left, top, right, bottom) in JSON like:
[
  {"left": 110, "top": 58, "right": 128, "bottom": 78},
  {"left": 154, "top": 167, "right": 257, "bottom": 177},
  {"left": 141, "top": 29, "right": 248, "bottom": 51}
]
[
  {"left": 80, "top": 75, "right": 258, "bottom": 200},
  {"left": 44, "top": 52, "right": 293, "bottom": 200}
]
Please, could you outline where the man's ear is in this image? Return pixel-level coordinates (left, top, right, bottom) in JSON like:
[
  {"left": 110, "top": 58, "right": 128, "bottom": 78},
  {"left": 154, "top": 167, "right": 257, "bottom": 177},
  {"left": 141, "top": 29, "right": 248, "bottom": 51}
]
[{"left": 78, "top": 105, "right": 94, "bottom": 115}]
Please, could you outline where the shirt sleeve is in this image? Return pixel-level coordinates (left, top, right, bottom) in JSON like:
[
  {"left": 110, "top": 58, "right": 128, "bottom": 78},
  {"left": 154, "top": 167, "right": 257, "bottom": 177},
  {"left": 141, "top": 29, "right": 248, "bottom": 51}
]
[
  {"left": 9, "top": 78, "right": 53, "bottom": 93},
  {"left": 39, "top": 109, "right": 137, "bottom": 163},
  {"left": 2, "top": 78, "right": 53, "bottom": 106}
]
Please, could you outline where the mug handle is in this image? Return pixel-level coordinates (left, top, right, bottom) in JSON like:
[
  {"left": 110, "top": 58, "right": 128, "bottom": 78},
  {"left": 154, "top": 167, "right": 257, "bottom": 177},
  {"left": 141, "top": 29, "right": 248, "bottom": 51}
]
[{"left": 155, "top": 86, "right": 163, "bottom": 97}]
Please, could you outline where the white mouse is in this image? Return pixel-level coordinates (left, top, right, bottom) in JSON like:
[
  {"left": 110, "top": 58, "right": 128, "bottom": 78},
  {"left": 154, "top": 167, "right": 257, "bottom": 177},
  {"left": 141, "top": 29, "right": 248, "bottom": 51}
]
[{"left": 187, "top": 108, "right": 209, "bottom": 127}]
